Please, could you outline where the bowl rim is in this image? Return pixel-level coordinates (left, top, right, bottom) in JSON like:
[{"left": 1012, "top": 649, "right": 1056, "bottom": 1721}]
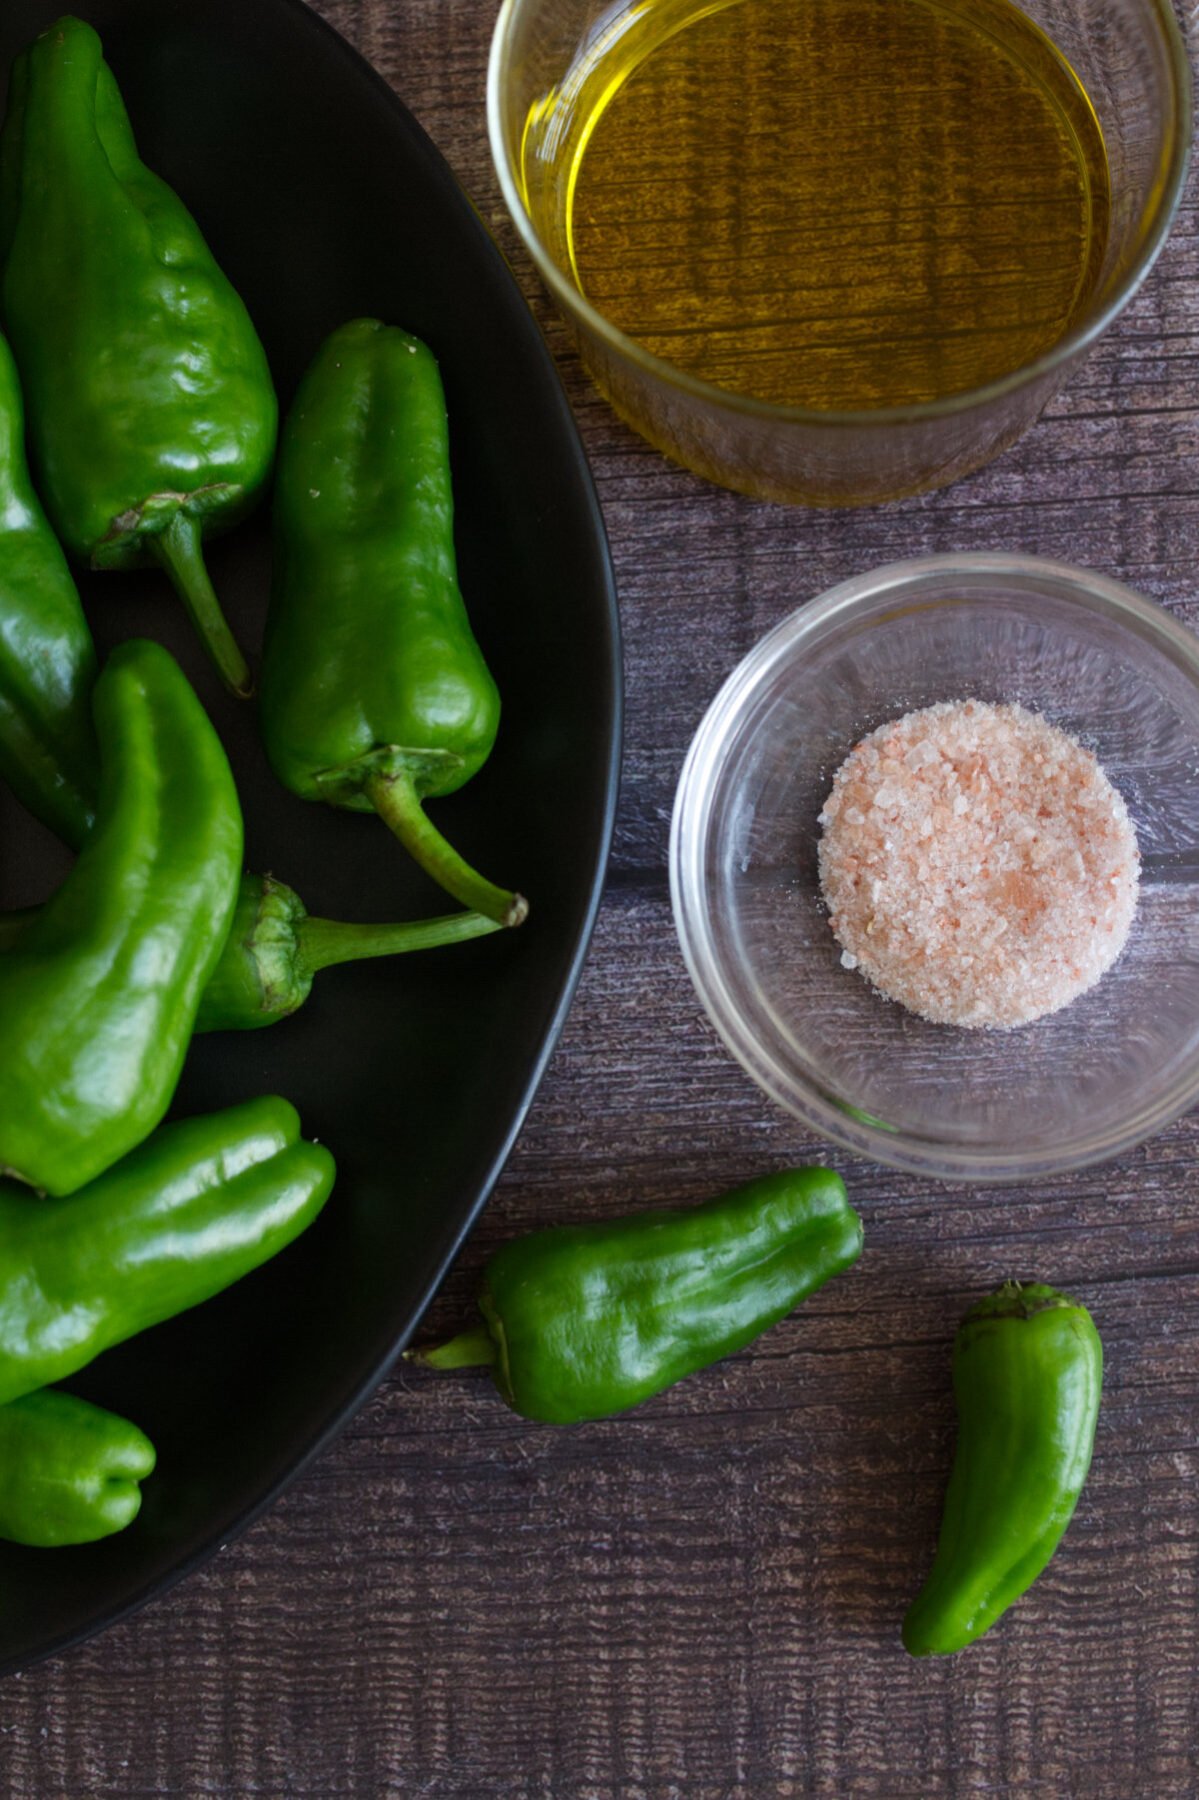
[
  {"left": 670, "top": 552, "right": 1199, "bottom": 1183},
  {"left": 487, "top": 0, "right": 1193, "bottom": 431}
]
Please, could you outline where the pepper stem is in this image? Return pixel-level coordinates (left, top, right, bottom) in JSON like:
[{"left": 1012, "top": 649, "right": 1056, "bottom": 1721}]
[
  {"left": 296, "top": 908, "right": 502, "bottom": 977},
  {"left": 149, "top": 512, "right": 254, "bottom": 699},
  {"left": 364, "top": 769, "right": 528, "bottom": 928},
  {"left": 405, "top": 1327, "right": 497, "bottom": 1371}
]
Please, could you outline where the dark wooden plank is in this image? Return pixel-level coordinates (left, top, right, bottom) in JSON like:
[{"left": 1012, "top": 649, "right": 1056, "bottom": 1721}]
[{"left": 3, "top": 0, "right": 1199, "bottom": 1794}]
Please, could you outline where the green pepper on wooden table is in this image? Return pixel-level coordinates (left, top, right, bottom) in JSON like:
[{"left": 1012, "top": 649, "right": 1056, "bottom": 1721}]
[
  {"left": 410, "top": 1168, "right": 863, "bottom": 1423},
  {"left": 902, "top": 1280, "right": 1103, "bottom": 1656},
  {"left": 0, "top": 637, "right": 243, "bottom": 1195},
  {"left": 0, "top": 330, "right": 97, "bottom": 849},
  {"left": 0, "top": 15, "right": 277, "bottom": 697},
  {"left": 261, "top": 318, "right": 526, "bottom": 927},
  {"left": 0, "top": 1096, "right": 335, "bottom": 1408},
  {"left": 0, "top": 873, "right": 501, "bottom": 1032},
  {"left": 0, "top": 1390, "right": 155, "bottom": 1547}
]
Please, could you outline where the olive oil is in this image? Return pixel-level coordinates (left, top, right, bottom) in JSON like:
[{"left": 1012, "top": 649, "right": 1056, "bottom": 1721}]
[{"left": 520, "top": 0, "right": 1109, "bottom": 411}]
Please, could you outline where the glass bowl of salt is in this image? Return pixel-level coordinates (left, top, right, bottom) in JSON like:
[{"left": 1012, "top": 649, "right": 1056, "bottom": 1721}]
[{"left": 670, "top": 553, "right": 1199, "bottom": 1182}]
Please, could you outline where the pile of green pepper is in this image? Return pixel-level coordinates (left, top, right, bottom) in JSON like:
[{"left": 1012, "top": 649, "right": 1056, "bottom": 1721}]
[{"left": 0, "top": 15, "right": 527, "bottom": 1548}]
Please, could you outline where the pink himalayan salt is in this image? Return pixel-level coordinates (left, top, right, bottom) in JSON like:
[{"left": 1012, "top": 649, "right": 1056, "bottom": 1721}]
[{"left": 816, "top": 700, "right": 1139, "bottom": 1029}]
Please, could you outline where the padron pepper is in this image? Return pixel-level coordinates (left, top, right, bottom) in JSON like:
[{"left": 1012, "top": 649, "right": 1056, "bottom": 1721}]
[
  {"left": 0, "top": 1096, "right": 335, "bottom": 1408},
  {"left": 0, "top": 330, "right": 98, "bottom": 847},
  {"left": 903, "top": 1281, "right": 1103, "bottom": 1657},
  {"left": 0, "top": 16, "right": 277, "bottom": 696},
  {"left": 410, "top": 1168, "right": 863, "bottom": 1423},
  {"left": 0, "top": 637, "right": 242, "bottom": 1195},
  {"left": 0, "top": 1390, "right": 155, "bottom": 1547},
  {"left": 260, "top": 319, "right": 526, "bottom": 927},
  {"left": 194, "top": 873, "right": 501, "bottom": 1031},
  {"left": 0, "top": 873, "right": 500, "bottom": 1033}
]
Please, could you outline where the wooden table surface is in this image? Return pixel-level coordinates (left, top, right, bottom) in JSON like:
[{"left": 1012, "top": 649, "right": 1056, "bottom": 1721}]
[{"left": 5, "top": 2, "right": 1199, "bottom": 1793}]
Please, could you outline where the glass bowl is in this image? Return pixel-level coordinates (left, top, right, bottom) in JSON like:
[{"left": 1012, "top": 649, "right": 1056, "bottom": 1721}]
[
  {"left": 670, "top": 555, "right": 1199, "bottom": 1182},
  {"left": 488, "top": 0, "right": 1191, "bottom": 504}
]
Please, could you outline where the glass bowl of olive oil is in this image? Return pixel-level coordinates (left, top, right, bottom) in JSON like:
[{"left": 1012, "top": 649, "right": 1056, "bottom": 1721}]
[{"left": 488, "top": 0, "right": 1191, "bottom": 505}]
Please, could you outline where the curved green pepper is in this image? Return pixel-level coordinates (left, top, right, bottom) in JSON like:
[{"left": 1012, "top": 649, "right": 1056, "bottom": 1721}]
[
  {"left": 0, "top": 330, "right": 98, "bottom": 847},
  {"left": 411, "top": 1168, "right": 863, "bottom": 1423},
  {"left": 0, "top": 16, "right": 277, "bottom": 696},
  {"left": 0, "top": 1096, "right": 335, "bottom": 1407},
  {"left": 0, "top": 1390, "right": 155, "bottom": 1547},
  {"left": 0, "top": 873, "right": 500, "bottom": 1033},
  {"left": 260, "top": 319, "right": 526, "bottom": 926},
  {"left": 0, "top": 637, "right": 243, "bottom": 1195},
  {"left": 903, "top": 1281, "right": 1103, "bottom": 1657}
]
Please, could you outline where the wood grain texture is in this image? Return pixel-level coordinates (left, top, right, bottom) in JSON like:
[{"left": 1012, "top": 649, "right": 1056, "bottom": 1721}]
[{"left": 3, "top": 1, "right": 1199, "bottom": 1793}]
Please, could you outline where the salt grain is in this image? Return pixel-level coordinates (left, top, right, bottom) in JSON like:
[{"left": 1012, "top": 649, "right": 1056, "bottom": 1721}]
[{"left": 816, "top": 700, "right": 1140, "bottom": 1029}]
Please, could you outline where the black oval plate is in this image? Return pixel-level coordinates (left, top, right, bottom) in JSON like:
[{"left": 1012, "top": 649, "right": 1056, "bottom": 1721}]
[{"left": 0, "top": 0, "right": 620, "bottom": 1673}]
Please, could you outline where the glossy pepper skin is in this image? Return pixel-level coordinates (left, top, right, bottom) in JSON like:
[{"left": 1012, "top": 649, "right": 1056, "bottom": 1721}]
[
  {"left": 0, "top": 874, "right": 500, "bottom": 1033},
  {"left": 0, "top": 1390, "right": 155, "bottom": 1547},
  {"left": 0, "top": 1097, "right": 335, "bottom": 1408},
  {"left": 412, "top": 1168, "right": 863, "bottom": 1423},
  {"left": 0, "top": 16, "right": 277, "bottom": 697},
  {"left": 0, "top": 330, "right": 97, "bottom": 847},
  {"left": 260, "top": 319, "right": 526, "bottom": 927},
  {"left": 903, "top": 1281, "right": 1103, "bottom": 1657},
  {"left": 0, "top": 638, "right": 243, "bottom": 1195}
]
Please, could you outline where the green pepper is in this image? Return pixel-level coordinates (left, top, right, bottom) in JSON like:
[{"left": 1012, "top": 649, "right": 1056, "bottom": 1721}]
[
  {"left": 260, "top": 319, "right": 526, "bottom": 927},
  {"left": 0, "top": 1096, "right": 335, "bottom": 1408},
  {"left": 903, "top": 1281, "right": 1103, "bottom": 1657},
  {"left": 411, "top": 1168, "right": 863, "bottom": 1423},
  {"left": 0, "top": 16, "right": 277, "bottom": 697},
  {"left": 0, "top": 637, "right": 242, "bottom": 1195},
  {"left": 0, "top": 329, "right": 97, "bottom": 848},
  {"left": 0, "top": 1390, "right": 155, "bottom": 1547},
  {"left": 0, "top": 874, "right": 500, "bottom": 1033},
  {"left": 194, "top": 873, "right": 502, "bottom": 1031}
]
